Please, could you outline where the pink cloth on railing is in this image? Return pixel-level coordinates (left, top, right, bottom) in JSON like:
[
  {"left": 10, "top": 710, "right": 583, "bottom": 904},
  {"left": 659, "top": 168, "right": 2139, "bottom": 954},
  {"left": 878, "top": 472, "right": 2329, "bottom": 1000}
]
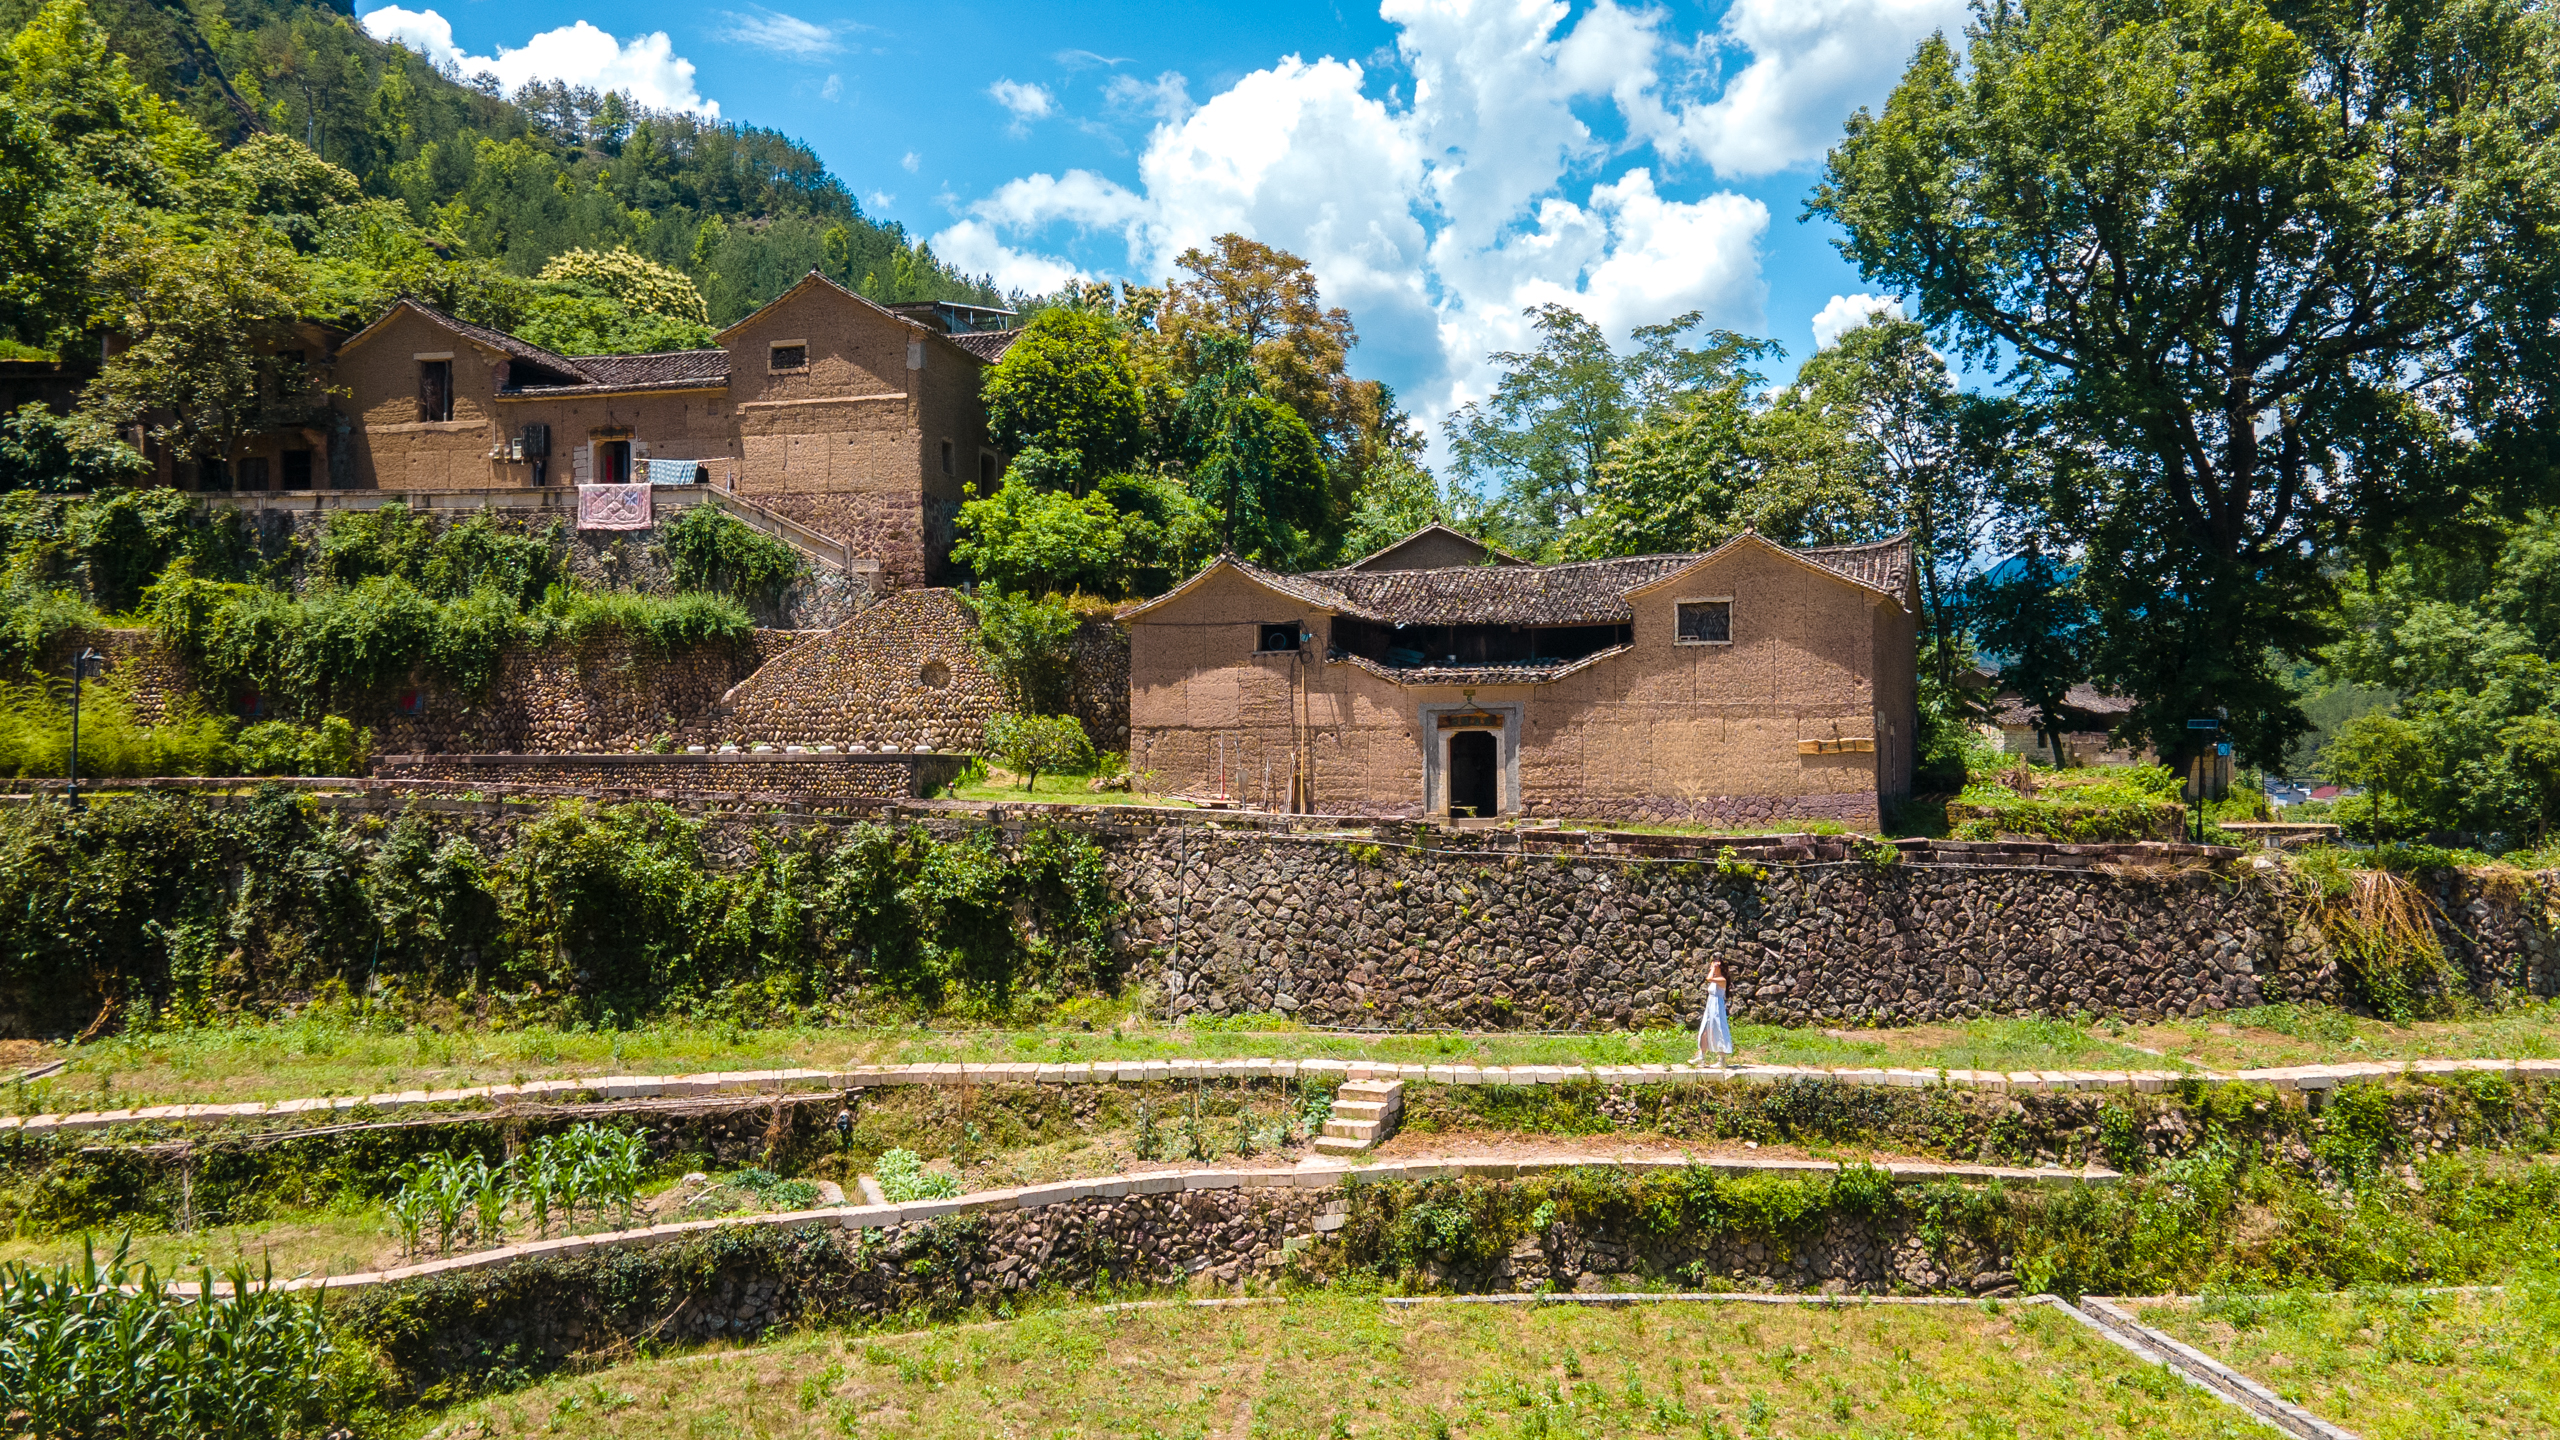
[{"left": 577, "top": 483, "right": 652, "bottom": 530}]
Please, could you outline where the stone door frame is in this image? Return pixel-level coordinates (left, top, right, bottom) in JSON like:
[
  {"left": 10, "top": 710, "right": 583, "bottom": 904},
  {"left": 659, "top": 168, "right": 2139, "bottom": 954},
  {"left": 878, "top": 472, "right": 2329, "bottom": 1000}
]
[{"left": 1419, "top": 700, "right": 1521, "bottom": 817}]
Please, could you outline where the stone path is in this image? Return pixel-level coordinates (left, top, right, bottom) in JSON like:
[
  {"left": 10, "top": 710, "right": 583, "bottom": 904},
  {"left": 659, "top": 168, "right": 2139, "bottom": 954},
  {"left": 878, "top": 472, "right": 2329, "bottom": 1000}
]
[{"left": 17, "top": 1054, "right": 2553, "bottom": 1140}]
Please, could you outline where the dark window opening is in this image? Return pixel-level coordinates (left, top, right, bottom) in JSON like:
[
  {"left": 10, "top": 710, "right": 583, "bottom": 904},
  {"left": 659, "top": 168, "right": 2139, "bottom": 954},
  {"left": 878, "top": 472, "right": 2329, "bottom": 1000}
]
[
  {"left": 1331, "top": 617, "right": 1629, "bottom": 668},
  {"left": 1448, "top": 729, "right": 1499, "bottom": 818},
  {"left": 1257, "top": 623, "right": 1302, "bottom": 653},
  {"left": 940, "top": 439, "right": 953, "bottom": 475},
  {"left": 1677, "top": 600, "right": 1732, "bottom": 644},
  {"left": 237, "top": 456, "right": 270, "bottom": 490},
  {"left": 770, "top": 344, "right": 807, "bottom": 370},
  {"left": 980, "top": 453, "right": 997, "bottom": 485},
  {"left": 280, "top": 450, "right": 312, "bottom": 489},
  {"left": 596, "top": 439, "right": 632, "bottom": 485},
  {"left": 417, "top": 360, "right": 452, "bottom": 422}
]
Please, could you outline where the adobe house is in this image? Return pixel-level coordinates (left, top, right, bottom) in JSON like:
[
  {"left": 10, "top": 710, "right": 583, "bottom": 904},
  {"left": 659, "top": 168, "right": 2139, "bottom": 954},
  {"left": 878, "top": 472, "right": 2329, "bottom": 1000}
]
[
  {"left": 1120, "top": 528, "right": 1919, "bottom": 826},
  {"left": 318, "top": 274, "right": 1017, "bottom": 587}
]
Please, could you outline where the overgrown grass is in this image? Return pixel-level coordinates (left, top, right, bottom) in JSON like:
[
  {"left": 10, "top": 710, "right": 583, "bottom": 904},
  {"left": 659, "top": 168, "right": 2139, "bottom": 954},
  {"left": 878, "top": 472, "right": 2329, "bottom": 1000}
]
[
  {"left": 428, "top": 1292, "right": 2261, "bottom": 1439},
  {"left": 1948, "top": 763, "right": 2188, "bottom": 842},
  {"left": 2137, "top": 1277, "right": 2560, "bottom": 1439}
]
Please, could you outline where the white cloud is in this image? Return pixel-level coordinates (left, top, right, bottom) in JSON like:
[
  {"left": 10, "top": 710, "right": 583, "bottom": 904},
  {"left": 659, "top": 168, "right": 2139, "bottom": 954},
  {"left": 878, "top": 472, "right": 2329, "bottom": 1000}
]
[
  {"left": 1104, "top": 70, "right": 1193, "bottom": 124},
  {"left": 866, "top": 189, "right": 894, "bottom": 211},
  {"left": 1810, "top": 292, "right": 1903, "bottom": 349},
  {"left": 1631, "top": 0, "right": 1965, "bottom": 177},
  {"left": 934, "top": 219, "right": 1082, "bottom": 294},
  {"left": 820, "top": 73, "right": 842, "bottom": 101},
  {"left": 719, "top": 6, "right": 838, "bottom": 59},
  {"left": 937, "top": 0, "right": 1930, "bottom": 452},
  {"left": 360, "top": 7, "right": 716, "bottom": 115},
  {"left": 988, "top": 78, "right": 1057, "bottom": 134},
  {"left": 901, "top": 151, "right": 921, "bottom": 173}
]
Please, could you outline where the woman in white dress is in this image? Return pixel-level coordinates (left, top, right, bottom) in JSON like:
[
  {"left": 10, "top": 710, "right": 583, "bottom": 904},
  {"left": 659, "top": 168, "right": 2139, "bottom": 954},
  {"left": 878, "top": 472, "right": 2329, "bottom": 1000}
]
[{"left": 1689, "top": 959, "right": 1734, "bottom": 1067}]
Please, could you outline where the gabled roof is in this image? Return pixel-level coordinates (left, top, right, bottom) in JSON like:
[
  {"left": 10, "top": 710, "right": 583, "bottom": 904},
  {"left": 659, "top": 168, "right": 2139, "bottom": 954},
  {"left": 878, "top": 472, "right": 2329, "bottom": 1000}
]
[
  {"left": 713, "top": 271, "right": 1005, "bottom": 366},
  {"left": 951, "top": 330, "right": 1022, "bottom": 363},
  {"left": 1114, "top": 554, "right": 1367, "bottom": 622},
  {"left": 336, "top": 298, "right": 592, "bottom": 386},
  {"left": 1622, "top": 532, "right": 1913, "bottom": 609},
  {"left": 1341, "top": 522, "right": 1525, "bottom": 572},
  {"left": 1125, "top": 533, "right": 1916, "bottom": 628}
]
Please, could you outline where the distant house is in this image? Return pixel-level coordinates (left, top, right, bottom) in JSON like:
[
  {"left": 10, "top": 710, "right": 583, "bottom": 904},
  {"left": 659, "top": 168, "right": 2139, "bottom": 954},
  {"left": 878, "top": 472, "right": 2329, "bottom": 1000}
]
[
  {"left": 239, "top": 273, "right": 1019, "bottom": 589},
  {"left": 1120, "top": 527, "right": 1919, "bottom": 826},
  {"left": 1982, "top": 682, "right": 2148, "bottom": 767}
]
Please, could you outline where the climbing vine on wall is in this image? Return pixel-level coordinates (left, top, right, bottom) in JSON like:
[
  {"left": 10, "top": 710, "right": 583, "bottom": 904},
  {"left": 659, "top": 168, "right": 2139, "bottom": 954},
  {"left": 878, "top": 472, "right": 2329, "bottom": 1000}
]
[{"left": 0, "top": 792, "right": 1124, "bottom": 1033}]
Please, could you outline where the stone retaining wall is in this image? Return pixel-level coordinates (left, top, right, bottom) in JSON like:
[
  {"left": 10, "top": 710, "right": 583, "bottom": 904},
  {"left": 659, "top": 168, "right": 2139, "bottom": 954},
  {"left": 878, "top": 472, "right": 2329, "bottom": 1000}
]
[
  {"left": 372, "top": 751, "right": 971, "bottom": 803},
  {"left": 1110, "top": 828, "right": 2560, "bottom": 1027}
]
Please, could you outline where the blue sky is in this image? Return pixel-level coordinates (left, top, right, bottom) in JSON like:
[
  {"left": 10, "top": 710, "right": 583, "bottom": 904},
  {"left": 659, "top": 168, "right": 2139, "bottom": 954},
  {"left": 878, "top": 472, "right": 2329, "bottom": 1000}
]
[{"left": 356, "top": 0, "right": 1964, "bottom": 455}]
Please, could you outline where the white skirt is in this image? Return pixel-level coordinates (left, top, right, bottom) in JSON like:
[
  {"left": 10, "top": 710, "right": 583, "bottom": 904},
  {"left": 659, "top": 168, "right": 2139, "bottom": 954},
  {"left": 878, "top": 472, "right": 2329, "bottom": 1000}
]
[{"left": 1696, "top": 986, "right": 1732, "bottom": 1056}]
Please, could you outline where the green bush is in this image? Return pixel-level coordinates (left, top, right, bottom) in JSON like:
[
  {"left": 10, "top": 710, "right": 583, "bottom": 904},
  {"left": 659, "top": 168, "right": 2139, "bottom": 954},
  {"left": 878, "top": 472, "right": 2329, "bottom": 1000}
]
[
  {"left": 1947, "top": 764, "right": 2187, "bottom": 842},
  {"left": 872, "top": 1147, "right": 961, "bottom": 1202},
  {"left": 656, "top": 503, "right": 807, "bottom": 605},
  {"left": 983, "top": 711, "right": 1095, "bottom": 790},
  {"left": 0, "top": 677, "right": 234, "bottom": 778}
]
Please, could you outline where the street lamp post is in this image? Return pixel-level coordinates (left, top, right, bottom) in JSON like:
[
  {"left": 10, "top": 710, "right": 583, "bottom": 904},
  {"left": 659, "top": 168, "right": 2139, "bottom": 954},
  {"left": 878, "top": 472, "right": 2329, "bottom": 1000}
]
[{"left": 67, "top": 647, "right": 102, "bottom": 811}]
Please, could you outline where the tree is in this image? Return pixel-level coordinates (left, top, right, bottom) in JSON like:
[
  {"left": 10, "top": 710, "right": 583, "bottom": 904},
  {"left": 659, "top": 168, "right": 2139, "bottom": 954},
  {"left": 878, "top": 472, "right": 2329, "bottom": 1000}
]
[
  {"left": 2502, "top": 713, "right": 2560, "bottom": 847},
  {"left": 4, "top": 0, "right": 213, "bottom": 207},
  {"left": 0, "top": 96, "right": 88, "bottom": 345},
  {"left": 2323, "top": 711, "right": 2438, "bottom": 846},
  {"left": 981, "top": 712, "right": 1094, "bottom": 792},
  {"left": 1971, "top": 541, "right": 2089, "bottom": 767},
  {"left": 1760, "top": 317, "right": 2013, "bottom": 692},
  {"left": 1187, "top": 372, "right": 1328, "bottom": 566},
  {"left": 980, "top": 307, "right": 1144, "bottom": 495},
  {"left": 1448, "top": 306, "right": 1778, "bottom": 554},
  {"left": 535, "top": 246, "right": 710, "bottom": 325},
  {"left": 81, "top": 223, "right": 308, "bottom": 472},
  {"left": 0, "top": 401, "right": 146, "bottom": 491},
  {"left": 1812, "top": 0, "right": 2560, "bottom": 769},
  {"left": 952, "top": 477, "right": 1132, "bottom": 598},
  {"left": 967, "top": 588, "right": 1082, "bottom": 716}
]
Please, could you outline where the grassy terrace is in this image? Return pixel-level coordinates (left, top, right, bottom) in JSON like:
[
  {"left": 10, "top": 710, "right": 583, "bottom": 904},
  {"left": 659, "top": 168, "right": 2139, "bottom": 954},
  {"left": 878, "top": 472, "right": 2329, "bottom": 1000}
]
[
  {"left": 2133, "top": 1281, "right": 2560, "bottom": 1440},
  {"left": 429, "top": 1294, "right": 2272, "bottom": 1440},
  {"left": 7, "top": 1003, "right": 2555, "bottom": 1113}
]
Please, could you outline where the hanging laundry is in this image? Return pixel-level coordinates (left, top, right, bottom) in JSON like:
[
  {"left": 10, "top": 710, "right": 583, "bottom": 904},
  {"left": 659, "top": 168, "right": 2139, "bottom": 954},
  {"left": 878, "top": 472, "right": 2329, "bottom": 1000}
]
[
  {"left": 645, "top": 458, "right": 709, "bottom": 486},
  {"left": 577, "top": 483, "right": 652, "bottom": 530}
]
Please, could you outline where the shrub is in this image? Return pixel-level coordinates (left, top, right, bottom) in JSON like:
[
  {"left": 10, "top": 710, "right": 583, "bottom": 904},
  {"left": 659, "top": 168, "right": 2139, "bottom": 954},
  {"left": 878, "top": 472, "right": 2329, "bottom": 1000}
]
[
  {"left": 0, "top": 676, "right": 234, "bottom": 778},
  {"left": 983, "top": 712, "right": 1094, "bottom": 791},
  {"left": 656, "top": 503, "right": 806, "bottom": 605},
  {"left": 872, "top": 1147, "right": 960, "bottom": 1202}
]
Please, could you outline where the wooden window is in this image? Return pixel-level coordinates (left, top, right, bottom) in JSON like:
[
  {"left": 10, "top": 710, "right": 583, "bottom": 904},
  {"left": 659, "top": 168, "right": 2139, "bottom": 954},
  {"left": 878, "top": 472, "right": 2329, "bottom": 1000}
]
[
  {"left": 1676, "top": 599, "right": 1732, "bottom": 644},
  {"left": 769, "top": 342, "right": 807, "bottom": 371},
  {"left": 280, "top": 450, "right": 312, "bottom": 489},
  {"left": 237, "top": 456, "right": 270, "bottom": 490},
  {"left": 417, "top": 359, "right": 452, "bottom": 422},
  {"left": 1257, "top": 623, "right": 1302, "bottom": 653}
]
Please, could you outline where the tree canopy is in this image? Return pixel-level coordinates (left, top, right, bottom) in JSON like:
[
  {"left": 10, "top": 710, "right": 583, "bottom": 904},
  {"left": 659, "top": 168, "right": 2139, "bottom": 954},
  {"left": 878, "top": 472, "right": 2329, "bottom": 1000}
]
[{"left": 1813, "top": 0, "right": 2560, "bottom": 766}]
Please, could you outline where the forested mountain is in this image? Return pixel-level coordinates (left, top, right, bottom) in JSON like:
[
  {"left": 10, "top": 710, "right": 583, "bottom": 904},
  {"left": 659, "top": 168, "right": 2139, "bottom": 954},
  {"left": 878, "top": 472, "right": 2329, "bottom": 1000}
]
[{"left": 0, "top": 0, "right": 997, "bottom": 326}]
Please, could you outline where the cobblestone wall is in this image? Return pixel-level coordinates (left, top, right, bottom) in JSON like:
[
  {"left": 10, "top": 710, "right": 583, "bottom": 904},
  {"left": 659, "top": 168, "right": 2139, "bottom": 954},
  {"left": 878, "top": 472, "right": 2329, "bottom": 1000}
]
[
  {"left": 701, "top": 588, "right": 1001, "bottom": 752},
  {"left": 373, "top": 750, "right": 970, "bottom": 802}
]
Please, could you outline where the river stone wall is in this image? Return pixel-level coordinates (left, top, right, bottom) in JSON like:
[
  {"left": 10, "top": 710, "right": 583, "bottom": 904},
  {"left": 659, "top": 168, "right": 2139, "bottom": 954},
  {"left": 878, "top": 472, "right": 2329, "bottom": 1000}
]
[
  {"left": 372, "top": 751, "right": 970, "bottom": 803},
  {"left": 1107, "top": 827, "right": 2560, "bottom": 1027}
]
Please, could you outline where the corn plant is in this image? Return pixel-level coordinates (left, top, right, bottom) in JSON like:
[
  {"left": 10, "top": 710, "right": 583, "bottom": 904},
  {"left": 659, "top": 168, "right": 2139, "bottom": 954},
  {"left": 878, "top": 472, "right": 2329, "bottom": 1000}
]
[
  {"left": 0, "top": 1236, "right": 355, "bottom": 1438},
  {"left": 387, "top": 1123, "right": 652, "bottom": 1255}
]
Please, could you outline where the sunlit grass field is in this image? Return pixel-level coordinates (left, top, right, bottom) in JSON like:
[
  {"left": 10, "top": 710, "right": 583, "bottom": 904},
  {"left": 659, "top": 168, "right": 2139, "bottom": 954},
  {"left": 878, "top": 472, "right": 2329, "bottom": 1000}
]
[
  {"left": 2134, "top": 1280, "right": 2560, "bottom": 1440},
  {"left": 430, "top": 1294, "right": 2278, "bottom": 1440}
]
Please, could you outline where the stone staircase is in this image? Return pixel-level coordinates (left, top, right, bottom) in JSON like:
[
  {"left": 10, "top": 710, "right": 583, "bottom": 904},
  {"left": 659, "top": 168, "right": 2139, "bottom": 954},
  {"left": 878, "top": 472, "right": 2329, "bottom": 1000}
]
[{"left": 1312, "top": 1079, "right": 1404, "bottom": 1155}]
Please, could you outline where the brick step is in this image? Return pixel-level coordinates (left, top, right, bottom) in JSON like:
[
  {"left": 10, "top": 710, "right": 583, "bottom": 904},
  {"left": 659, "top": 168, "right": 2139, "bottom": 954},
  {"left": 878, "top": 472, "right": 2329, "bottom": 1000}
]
[
  {"left": 1332, "top": 1100, "right": 1396, "bottom": 1122},
  {"left": 1324, "top": 1118, "right": 1383, "bottom": 1141},
  {"left": 1315, "top": 1079, "right": 1405, "bottom": 1154}
]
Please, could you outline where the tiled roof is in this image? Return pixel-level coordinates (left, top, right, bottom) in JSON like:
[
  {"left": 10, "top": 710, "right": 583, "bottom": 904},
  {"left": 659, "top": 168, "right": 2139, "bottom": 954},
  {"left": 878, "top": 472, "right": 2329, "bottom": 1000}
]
[
  {"left": 1989, "top": 683, "right": 2138, "bottom": 728},
  {"left": 1306, "top": 554, "right": 1697, "bottom": 625},
  {"left": 950, "top": 330, "right": 1020, "bottom": 363},
  {"left": 563, "top": 350, "right": 730, "bottom": 387},
  {"left": 1795, "top": 535, "right": 1911, "bottom": 598},
  {"left": 1332, "top": 646, "right": 1633, "bottom": 688},
  {"left": 409, "top": 302, "right": 592, "bottom": 383}
]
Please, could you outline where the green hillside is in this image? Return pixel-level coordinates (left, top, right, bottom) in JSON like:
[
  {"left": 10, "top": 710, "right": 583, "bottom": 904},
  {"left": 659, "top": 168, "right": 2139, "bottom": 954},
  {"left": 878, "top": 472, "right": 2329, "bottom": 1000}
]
[{"left": 0, "top": 0, "right": 997, "bottom": 329}]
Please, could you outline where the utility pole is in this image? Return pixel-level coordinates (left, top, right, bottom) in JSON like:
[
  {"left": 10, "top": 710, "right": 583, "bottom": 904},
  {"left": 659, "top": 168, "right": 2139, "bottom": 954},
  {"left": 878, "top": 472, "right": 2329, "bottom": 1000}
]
[{"left": 66, "top": 648, "right": 102, "bottom": 811}]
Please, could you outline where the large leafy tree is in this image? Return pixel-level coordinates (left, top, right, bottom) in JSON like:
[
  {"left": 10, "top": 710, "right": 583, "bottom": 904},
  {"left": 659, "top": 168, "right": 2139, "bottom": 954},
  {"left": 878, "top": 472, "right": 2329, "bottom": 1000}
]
[
  {"left": 1813, "top": 0, "right": 2560, "bottom": 767},
  {"left": 1449, "top": 306, "right": 1778, "bottom": 554},
  {"left": 980, "top": 307, "right": 1145, "bottom": 496},
  {"left": 81, "top": 222, "right": 309, "bottom": 471}
]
